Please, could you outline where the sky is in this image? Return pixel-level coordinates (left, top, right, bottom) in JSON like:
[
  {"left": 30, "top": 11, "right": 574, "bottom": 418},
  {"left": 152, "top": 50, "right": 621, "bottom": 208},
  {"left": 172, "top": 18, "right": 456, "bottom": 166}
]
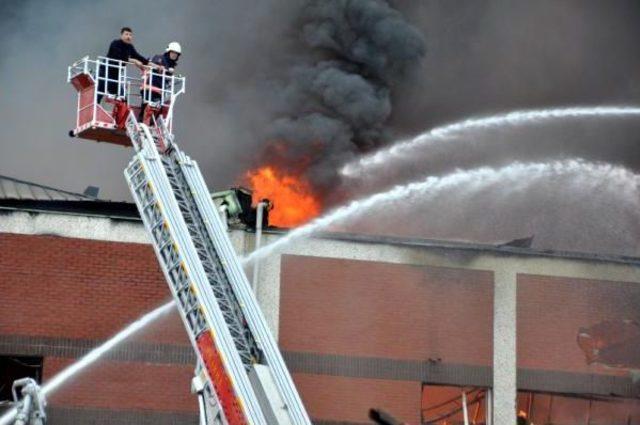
[
  {"left": 2, "top": 0, "right": 640, "bottom": 200},
  {"left": 1, "top": 0, "right": 640, "bottom": 254}
]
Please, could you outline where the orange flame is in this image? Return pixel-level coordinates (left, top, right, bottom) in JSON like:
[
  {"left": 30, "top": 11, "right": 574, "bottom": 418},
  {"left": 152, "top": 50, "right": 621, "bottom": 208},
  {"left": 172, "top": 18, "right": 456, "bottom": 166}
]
[{"left": 245, "top": 166, "right": 321, "bottom": 227}]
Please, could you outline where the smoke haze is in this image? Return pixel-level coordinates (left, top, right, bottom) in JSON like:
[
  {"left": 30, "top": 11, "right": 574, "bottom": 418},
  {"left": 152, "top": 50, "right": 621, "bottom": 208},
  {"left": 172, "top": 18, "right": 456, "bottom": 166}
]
[
  {"left": 1, "top": 0, "right": 640, "bottom": 254},
  {"left": 342, "top": 160, "right": 640, "bottom": 256},
  {"left": 258, "top": 0, "right": 426, "bottom": 198},
  {"left": 0, "top": 0, "right": 297, "bottom": 200}
]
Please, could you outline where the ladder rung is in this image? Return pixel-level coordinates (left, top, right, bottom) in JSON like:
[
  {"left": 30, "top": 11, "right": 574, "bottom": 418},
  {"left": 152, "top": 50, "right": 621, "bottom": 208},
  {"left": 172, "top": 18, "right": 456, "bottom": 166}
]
[
  {"left": 171, "top": 276, "right": 189, "bottom": 292},
  {"left": 203, "top": 270, "right": 220, "bottom": 283},
  {"left": 128, "top": 164, "right": 144, "bottom": 179},
  {"left": 185, "top": 303, "right": 201, "bottom": 317},
  {"left": 176, "top": 284, "right": 191, "bottom": 296},
  {"left": 158, "top": 237, "right": 173, "bottom": 252},
  {"left": 141, "top": 197, "right": 158, "bottom": 211},
  {"left": 167, "top": 259, "right": 182, "bottom": 272},
  {"left": 150, "top": 218, "right": 165, "bottom": 231},
  {"left": 176, "top": 277, "right": 191, "bottom": 290},
  {"left": 132, "top": 177, "right": 149, "bottom": 192}
]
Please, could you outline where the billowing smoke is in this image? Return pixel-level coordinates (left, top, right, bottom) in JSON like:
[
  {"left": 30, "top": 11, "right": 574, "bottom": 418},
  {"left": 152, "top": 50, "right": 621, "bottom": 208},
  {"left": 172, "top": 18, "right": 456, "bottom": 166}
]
[
  {"left": 2, "top": 1, "right": 640, "bottom": 255},
  {"left": 257, "top": 0, "right": 426, "bottom": 199}
]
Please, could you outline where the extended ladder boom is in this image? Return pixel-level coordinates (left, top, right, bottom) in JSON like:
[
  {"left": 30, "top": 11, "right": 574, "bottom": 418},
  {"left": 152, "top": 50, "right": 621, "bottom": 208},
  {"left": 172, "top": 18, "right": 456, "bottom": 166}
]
[{"left": 124, "top": 114, "right": 310, "bottom": 424}]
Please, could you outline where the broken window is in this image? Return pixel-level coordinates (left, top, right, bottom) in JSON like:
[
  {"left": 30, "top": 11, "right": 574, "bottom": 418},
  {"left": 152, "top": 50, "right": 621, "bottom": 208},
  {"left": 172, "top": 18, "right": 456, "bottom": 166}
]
[
  {"left": 421, "top": 384, "right": 489, "bottom": 424},
  {"left": 516, "top": 390, "right": 640, "bottom": 425},
  {"left": 422, "top": 385, "right": 640, "bottom": 425}
]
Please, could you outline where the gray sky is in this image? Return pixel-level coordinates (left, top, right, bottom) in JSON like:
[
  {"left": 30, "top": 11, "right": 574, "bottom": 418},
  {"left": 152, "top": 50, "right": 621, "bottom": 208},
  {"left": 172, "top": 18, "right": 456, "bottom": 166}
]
[
  {"left": 1, "top": 1, "right": 640, "bottom": 256},
  {"left": 0, "top": 0, "right": 297, "bottom": 200},
  {"left": 2, "top": 0, "right": 640, "bottom": 201}
]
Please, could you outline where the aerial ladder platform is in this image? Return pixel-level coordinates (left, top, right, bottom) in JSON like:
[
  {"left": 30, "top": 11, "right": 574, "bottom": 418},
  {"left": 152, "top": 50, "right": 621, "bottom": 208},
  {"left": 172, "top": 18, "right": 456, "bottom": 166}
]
[{"left": 65, "top": 57, "right": 311, "bottom": 424}]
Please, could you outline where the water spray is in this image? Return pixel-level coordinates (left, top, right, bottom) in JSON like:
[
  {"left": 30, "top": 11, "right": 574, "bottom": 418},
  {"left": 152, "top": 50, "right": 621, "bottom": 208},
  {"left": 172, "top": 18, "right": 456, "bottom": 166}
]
[
  {"left": 340, "top": 106, "right": 640, "bottom": 178},
  {"left": 246, "top": 159, "right": 640, "bottom": 263},
  {"left": 0, "top": 301, "right": 175, "bottom": 425}
]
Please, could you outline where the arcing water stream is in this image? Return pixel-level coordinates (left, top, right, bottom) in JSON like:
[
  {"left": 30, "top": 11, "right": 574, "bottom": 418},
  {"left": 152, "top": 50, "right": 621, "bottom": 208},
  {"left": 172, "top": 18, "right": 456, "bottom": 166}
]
[
  {"left": 340, "top": 106, "right": 640, "bottom": 178},
  {"left": 0, "top": 301, "right": 175, "bottom": 425},
  {"left": 3, "top": 158, "right": 638, "bottom": 424},
  {"left": 246, "top": 159, "right": 640, "bottom": 263}
]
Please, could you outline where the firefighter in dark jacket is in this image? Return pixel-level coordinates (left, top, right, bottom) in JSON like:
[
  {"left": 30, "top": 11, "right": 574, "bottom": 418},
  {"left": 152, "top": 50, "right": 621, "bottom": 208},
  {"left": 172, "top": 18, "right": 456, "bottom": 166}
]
[
  {"left": 97, "top": 27, "right": 149, "bottom": 104},
  {"left": 139, "top": 42, "right": 182, "bottom": 121}
]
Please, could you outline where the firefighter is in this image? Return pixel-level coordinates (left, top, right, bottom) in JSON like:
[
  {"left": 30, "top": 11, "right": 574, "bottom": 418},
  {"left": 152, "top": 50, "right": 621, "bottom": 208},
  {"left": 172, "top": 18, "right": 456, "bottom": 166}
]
[
  {"left": 97, "top": 27, "right": 150, "bottom": 104},
  {"left": 139, "top": 42, "right": 182, "bottom": 122}
]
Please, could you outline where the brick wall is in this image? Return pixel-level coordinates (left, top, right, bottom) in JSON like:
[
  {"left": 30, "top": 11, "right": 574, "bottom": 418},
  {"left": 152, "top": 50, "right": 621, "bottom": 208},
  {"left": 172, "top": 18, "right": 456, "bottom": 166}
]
[
  {"left": 0, "top": 233, "right": 188, "bottom": 345},
  {"left": 5, "top": 231, "right": 639, "bottom": 423},
  {"left": 517, "top": 274, "right": 640, "bottom": 376},
  {"left": 280, "top": 255, "right": 494, "bottom": 363},
  {"left": 279, "top": 254, "right": 494, "bottom": 422},
  {"left": 44, "top": 358, "right": 196, "bottom": 412},
  {"left": 0, "top": 232, "right": 195, "bottom": 421}
]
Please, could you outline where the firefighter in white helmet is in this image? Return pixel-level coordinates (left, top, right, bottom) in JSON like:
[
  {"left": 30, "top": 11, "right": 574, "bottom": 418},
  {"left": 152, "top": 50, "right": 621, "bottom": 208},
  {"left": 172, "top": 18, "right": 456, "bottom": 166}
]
[{"left": 139, "top": 42, "right": 182, "bottom": 121}]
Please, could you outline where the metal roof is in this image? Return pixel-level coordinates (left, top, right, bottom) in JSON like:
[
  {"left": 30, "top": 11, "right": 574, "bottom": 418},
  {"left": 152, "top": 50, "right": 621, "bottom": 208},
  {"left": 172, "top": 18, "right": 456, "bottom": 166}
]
[
  {"left": 0, "top": 175, "right": 95, "bottom": 201},
  {"left": 263, "top": 228, "right": 640, "bottom": 267}
]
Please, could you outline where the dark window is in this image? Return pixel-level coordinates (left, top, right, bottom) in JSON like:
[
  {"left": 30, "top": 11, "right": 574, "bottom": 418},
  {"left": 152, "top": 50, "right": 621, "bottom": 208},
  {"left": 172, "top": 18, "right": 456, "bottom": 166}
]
[{"left": 0, "top": 356, "right": 43, "bottom": 413}]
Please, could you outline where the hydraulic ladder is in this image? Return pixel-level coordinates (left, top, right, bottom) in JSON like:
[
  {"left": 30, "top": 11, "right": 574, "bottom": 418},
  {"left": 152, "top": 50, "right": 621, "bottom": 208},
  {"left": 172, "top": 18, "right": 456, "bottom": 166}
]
[{"left": 123, "top": 113, "right": 311, "bottom": 425}]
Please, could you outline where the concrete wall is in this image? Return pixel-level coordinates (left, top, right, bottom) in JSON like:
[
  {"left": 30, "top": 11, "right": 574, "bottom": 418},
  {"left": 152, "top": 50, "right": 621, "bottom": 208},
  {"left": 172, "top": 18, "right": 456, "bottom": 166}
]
[{"left": 0, "top": 210, "right": 149, "bottom": 244}]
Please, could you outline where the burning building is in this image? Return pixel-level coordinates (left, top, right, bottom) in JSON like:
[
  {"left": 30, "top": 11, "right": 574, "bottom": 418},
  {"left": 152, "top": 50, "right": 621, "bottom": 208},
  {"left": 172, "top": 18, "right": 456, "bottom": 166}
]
[
  {"left": 1, "top": 174, "right": 640, "bottom": 424},
  {"left": 244, "top": 167, "right": 320, "bottom": 228},
  {"left": 3, "top": 0, "right": 640, "bottom": 423},
  {"left": 236, "top": 0, "right": 427, "bottom": 219}
]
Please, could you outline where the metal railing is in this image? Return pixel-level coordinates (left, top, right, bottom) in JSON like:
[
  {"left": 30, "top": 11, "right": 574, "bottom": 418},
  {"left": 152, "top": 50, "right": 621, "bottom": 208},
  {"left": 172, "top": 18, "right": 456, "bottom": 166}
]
[{"left": 67, "top": 56, "right": 185, "bottom": 132}]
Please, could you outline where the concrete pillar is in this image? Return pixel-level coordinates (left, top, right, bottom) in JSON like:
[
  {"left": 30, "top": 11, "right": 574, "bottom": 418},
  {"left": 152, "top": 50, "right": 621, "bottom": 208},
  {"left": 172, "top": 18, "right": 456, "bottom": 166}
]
[
  {"left": 255, "top": 253, "right": 282, "bottom": 340},
  {"left": 492, "top": 269, "right": 517, "bottom": 425}
]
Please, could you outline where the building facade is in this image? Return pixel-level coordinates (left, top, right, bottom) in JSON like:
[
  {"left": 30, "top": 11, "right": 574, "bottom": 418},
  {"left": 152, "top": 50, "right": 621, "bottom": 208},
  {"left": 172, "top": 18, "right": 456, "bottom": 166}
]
[{"left": 1, "top": 176, "right": 639, "bottom": 424}]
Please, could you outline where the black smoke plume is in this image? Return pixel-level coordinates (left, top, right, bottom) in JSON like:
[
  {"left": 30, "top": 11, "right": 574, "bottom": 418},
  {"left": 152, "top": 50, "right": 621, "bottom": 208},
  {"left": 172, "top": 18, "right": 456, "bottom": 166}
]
[{"left": 258, "top": 0, "right": 426, "bottom": 199}]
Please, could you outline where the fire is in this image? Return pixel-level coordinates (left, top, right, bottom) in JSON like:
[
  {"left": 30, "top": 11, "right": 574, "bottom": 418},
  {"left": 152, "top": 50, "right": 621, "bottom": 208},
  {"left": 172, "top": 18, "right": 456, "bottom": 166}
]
[{"left": 245, "top": 166, "right": 321, "bottom": 227}]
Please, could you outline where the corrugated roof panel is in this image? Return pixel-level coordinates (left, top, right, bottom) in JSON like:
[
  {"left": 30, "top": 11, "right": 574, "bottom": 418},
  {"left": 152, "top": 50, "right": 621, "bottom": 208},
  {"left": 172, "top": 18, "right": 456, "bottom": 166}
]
[
  {"left": 8, "top": 179, "right": 26, "bottom": 199},
  {"left": 0, "top": 178, "right": 10, "bottom": 199},
  {"left": 42, "top": 187, "right": 65, "bottom": 201},
  {"left": 18, "top": 181, "right": 37, "bottom": 200},
  {"left": 0, "top": 175, "right": 94, "bottom": 201}
]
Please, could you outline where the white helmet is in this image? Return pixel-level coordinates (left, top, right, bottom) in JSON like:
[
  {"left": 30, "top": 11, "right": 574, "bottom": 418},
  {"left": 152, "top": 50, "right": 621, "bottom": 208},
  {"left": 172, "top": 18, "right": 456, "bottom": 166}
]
[{"left": 166, "top": 41, "right": 182, "bottom": 54}]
